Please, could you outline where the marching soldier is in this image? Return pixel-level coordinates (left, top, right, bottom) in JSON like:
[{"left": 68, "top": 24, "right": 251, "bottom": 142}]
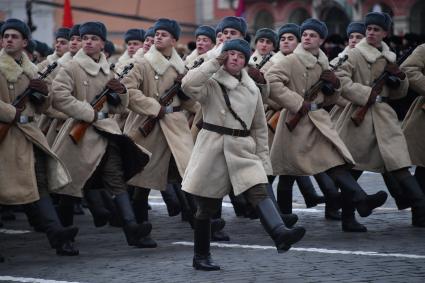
[
  {"left": 37, "top": 27, "right": 70, "bottom": 73},
  {"left": 249, "top": 28, "right": 276, "bottom": 66},
  {"left": 115, "top": 28, "right": 145, "bottom": 72},
  {"left": 50, "top": 21, "right": 153, "bottom": 247},
  {"left": 335, "top": 12, "right": 425, "bottom": 228},
  {"left": 122, "top": 18, "right": 200, "bottom": 247},
  {"left": 133, "top": 26, "right": 155, "bottom": 60},
  {"left": 401, "top": 43, "right": 425, "bottom": 193},
  {"left": 330, "top": 22, "right": 365, "bottom": 123},
  {"left": 182, "top": 38, "right": 306, "bottom": 271},
  {"left": 185, "top": 25, "right": 215, "bottom": 69},
  {"left": 266, "top": 18, "right": 388, "bottom": 232},
  {"left": 0, "top": 18, "right": 79, "bottom": 258}
]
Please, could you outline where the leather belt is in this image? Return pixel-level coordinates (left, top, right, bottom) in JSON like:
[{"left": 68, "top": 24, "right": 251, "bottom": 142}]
[
  {"left": 202, "top": 122, "right": 250, "bottom": 137},
  {"left": 17, "top": 115, "right": 34, "bottom": 124}
]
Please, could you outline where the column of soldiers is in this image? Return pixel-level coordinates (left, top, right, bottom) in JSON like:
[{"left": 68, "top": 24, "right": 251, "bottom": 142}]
[{"left": 0, "top": 10, "right": 424, "bottom": 271}]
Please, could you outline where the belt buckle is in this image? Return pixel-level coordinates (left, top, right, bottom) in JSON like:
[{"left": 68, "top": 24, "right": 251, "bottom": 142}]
[
  {"left": 310, "top": 103, "right": 318, "bottom": 111},
  {"left": 375, "top": 95, "right": 383, "bottom": 103},
  {"left": 19, "top": 115, "right": 29, "bottom": 124}
]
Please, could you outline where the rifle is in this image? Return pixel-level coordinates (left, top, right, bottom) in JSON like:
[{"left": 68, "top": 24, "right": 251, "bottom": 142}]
[
  {"left": 256, "top": 53, "right": 273, "bottom": 70},
  {"left": 285, "top": 55, "right": 348, "bottom": 132},
  {"left": 68, "top": 63, "right": 134, "bottom": 144},
  {"left": 138, "top": 58, "right": 204, "bottom": 137},
  {"left": 351, "top": 47, "right": 414, "bottom": 126},
  {"left": 0, "top": 62, "right": 58, "bottom": 143}
]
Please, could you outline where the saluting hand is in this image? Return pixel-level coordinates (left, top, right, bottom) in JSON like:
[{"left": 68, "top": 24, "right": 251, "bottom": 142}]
[{"left": 216, "top": 51, "right": 229, "bottom": 66}]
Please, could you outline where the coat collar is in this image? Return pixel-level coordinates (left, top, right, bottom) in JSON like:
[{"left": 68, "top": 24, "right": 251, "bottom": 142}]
[
  {"left": 270, "top": 51, "right": 285, "bottom": 65},
  {"left": 293, "top": 43, "right": 329, "bottom": 69},
  {"left": 212, "top": 67, "right": 258, "bottom": 94},
  {"left": 355, "top": 38, "right": 396, "bottom": 63},
  {"left": 0, "top": 49, "right": 38, "bottom": 82},
  {"left": 144, "top": 45, "right": 185, "bottom": 75},
  {"left": 133, "top": 48, "right": 145, "bottom": 60},
  {"left": 73, "top": 49, "right": 110, "bottom": 76},
  {"left": 57, "top": 51, "right": 73, "bottom": 66},
  {"left": 185, "top": 49, "right": 199, "bottom": 64},
  {"left": 249, "top": 50, "right": 262, "bottom": 66},
  {"left": 118, "top": 50, "right": 132, "bottom": 63},
  {"left": 46, "top": 52, "right": 60, "bottom": 64}
]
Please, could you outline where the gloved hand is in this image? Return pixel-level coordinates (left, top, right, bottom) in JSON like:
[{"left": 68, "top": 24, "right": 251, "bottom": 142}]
[
  {"left": 216, "top": 51, "right": 229, "bottom": 66},
  {"left": 385, "top": 63, "right": 406, "bottom": 80},
  {"left": 29, "top": 79, "right": 48, "bottom": 95},
  {"left": 320, "top": 70, "right": 340, "bottom": 89},
  {"left": 106, "top": 78, "right": 126, "bottom": 94},
  {"left": 247, "top": 66, "right": 266, "bottom": 84}
]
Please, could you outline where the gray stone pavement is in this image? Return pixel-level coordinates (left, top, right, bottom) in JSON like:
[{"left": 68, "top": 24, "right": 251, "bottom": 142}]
[{"left": 0, "top": 172, "right": 424, "bottom": 283}]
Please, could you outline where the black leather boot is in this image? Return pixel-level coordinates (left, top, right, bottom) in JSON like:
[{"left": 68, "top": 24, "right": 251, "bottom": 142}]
[
  {"left": 114, "top": 193, "right": 152, "bottom": 247},
  {"left": 174, "top": 186, "right": 195, "bottom": 225},
  {"left": 1, "top": 206, "right": 16, "bottom": 221},
  {"left": 313, "top": 173, "right": 341, "bottom": 220},
  {"left": 257, "top": 198, "right": 306, "bottom": 253},
  {"left": 84, "top": 189, "right": 111, "bottom": 227},
  {"left": 327, "top": 167, "right": 387, "bottom": 217},
  {"left": 24, "top": 202, "right": 47, "bottom": 232},
  {"left": 415, "top": 166, "right": 425, "bottom": 194},
  {"left": 100, "top": 190, "right": 123, "bottom": 227},
  {"left": 297, "top": 176, "right": 325, "bottom": 208},
  {"left": 193, "top": 218, "right": 220, "bottom": 271},
  {"left": 396, "top": 175, "right": 425, "bottom": 227},
  {"left": 131, "top": 189, "right": 157, "bottom": 248},
  {"left": 35, "top": 196, "right": 79, "bottom": 256},
  {"left": 382, "top": 172, "right": 410, "bottom": 210},
  {"left": 276, "top": 175, "right": 295, "bottom": 214},
  {"left": 229, "top": 190, "right": 248, "bottom": 217},
  {"left": 161, "top": 184, "right": 181, "bottom": 217},
  {"left": 266, "top": 183, "right": 298, "bottom": 227},
  {"left": 57, "top": 195, "right": 77, "bottom": 228},
  {"left": 211, "top": 204, "right": 230, "bottom": 242},
  {"left": 341, "top": 193, "right": 367, "bottom": 232}
]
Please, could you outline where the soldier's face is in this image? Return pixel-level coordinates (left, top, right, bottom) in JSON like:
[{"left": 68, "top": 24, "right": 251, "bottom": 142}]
[
  {"left": 154, "top": 30, "right": 176, "bottom": 51},
  {"left": 55, "top": 37, "right": 69, "bottom": 57},
  {"left": 301, "top": 30, "right": 324, "bottom": 52},
  {"left": 366, "top": 25, "right": 387, "bottom": 48},
  {"left": 222, "top": 28, "right": 243, "bottom": 42},
  {"left": 280, "top": 33, "right": 298, "bottom": 55},
  {"left": 127, "top": 40, "right": 143, "bottom": 56},
  {"left": 143, "top": 36, "right": 154, "bottom": 53},
  {"left": 82, "top": 34, "right": 105, "bottom": 57},
  {"left": 196, "top": 35, "right": 213, "bottom": 55},
  {"left": 224, "top": 50, "right": 246, "bottom": 75},
  {"left": 69, "top": 35, "right": 82, "bottom": 55},
  {"left": 348, "top": 32, "right": 364, "bottom": 49},
  {"left": 256, "top": 38, "right": 274, "bottom": 56},
  {"left": 2, "top": 29, "right": 27, "bottom": 57}
]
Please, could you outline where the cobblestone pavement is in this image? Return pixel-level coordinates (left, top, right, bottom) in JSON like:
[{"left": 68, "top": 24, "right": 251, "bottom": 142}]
[{"left": 0, "top": 172, "right": 424, "bottom": 283}]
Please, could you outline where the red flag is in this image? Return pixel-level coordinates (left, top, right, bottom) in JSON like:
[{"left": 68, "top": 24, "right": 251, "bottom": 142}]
[
  {"left": 235, "top": 0, "right": 245, "bottom": 18},
  {"left": 62, "top": 0, "right": 74, "bottom": 28}
]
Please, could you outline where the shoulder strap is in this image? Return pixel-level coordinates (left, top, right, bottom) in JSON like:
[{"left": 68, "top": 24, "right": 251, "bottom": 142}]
[{"left": 217, "top": 82, "right": 248, "bottom": 131}]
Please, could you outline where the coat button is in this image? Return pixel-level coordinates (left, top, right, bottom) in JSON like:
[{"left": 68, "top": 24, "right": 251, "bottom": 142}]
[
  {"left": 83, "top": 81, "right": 88, "bottom": 86},
  {"left": 9, "top": 84, "right": 14, "bottom": 89},
  {"left": 154, "top": 75, "right": 159, "bottom": 80}
]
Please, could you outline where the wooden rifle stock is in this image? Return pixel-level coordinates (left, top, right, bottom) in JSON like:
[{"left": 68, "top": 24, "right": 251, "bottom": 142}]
[
  {"left": 285, "top": 55, "right": 348, "bottom": 132},
  {"left": 0, "top": 62, "right": 58, "bottom": 143},
  {"left": 267, "top": 111, "right": 280, "bottom": 133},
  {"left": 139, "top": 59, "right": 204, "bottom": 137},
  {"left": 351, "top": 47, "right": 414, "bottom": 126},
  {"left": 69, "top": 63, "right": 134, "bottom": 144}
]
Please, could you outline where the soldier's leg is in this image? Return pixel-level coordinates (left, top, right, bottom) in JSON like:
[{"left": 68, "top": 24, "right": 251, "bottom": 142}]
[
  {"left": 161, "top": 184, "right": 181, "bottom": 217},
  {"left": 57, "top": 195, "right": 80, "bottom": 227},
  {"left": 276, "top": 175, "right": 296, "bottom": 214},
  {"left": 391, "top": 167, "right": 425, "bottom": 227},
  {"left": 131, "top": 187, "right": 157, "bottom": 248},
  {"left": 415, "top": 166, "right": 425, "bottom": 193},
  {"left": 1, "top": 205, "right": 16, "bottom": 221},
  {"left": 30, "top": 146, "right": 79, "bottom": 256},
  {"left": 326, "top": 165, "right": 388, "bottom": 218},
  {"left": 296, "top": 176, "right": 325, "bottom": 208},
  {"left": 192, "top": 195, "right": 221, "bottom": 271},
  {"left": 267, "top": 175, "right": 298, "bottom": 227},
  {"left": 313, "top": 173, "right": 341, "bottom": 220},
  {"left": 243, "top": 184, "right": 305, "bottom": 253},
  {"left": 229, "top": 189, "right": 249, "bottom": 217},
  {"left": 211, "top": 200, "right": 230, "bottom": 242},
  {"left": 100, "top": 141, "right": 152, "bottom": 247},
  {"left": 382, "top": 172, "right": 410, "bottom": 210}
]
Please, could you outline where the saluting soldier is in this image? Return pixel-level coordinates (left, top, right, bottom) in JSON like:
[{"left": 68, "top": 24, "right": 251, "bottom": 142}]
[
  {"left": 401, "top": 43, "right": 425, "bottom": 193},
  {"left": 335, "top": 12, "right": 425, "bottom": 228},
  {"left": 50, "top": 21, "right": 152, "bottom": 247},
  {"left": 122, "top": 18, "right": 200, "bottom": 248},
  {"left": 0, "top": 18, "right": 78, "bottom": 258},
  {"left": 182, "top": 38, "right": 306, "bottom": 271},
  {"left": 266, "top": 18, "right": 388, "bottom": 232}
]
